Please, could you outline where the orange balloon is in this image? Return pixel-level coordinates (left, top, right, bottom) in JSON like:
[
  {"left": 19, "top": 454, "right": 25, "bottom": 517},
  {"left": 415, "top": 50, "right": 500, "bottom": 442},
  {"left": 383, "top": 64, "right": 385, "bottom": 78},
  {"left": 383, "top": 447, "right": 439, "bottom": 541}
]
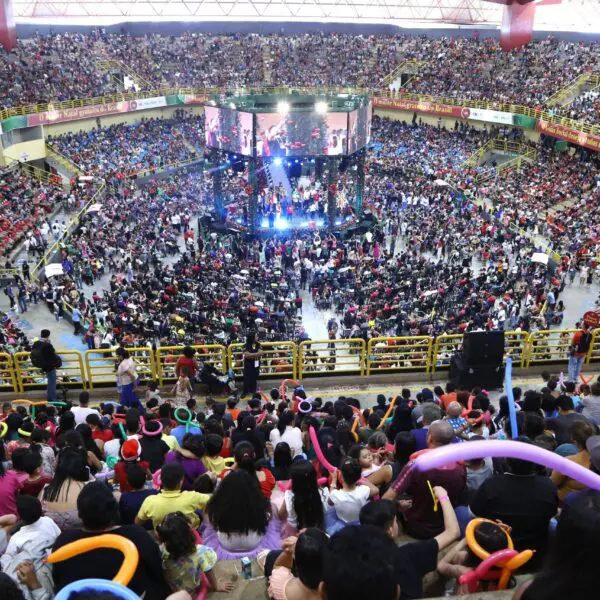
[
  {"left": 377, "top": 395, "right": 397, "bottom": 429},
  {"left": 47, "top": 534, "right": 139, "bottom": 586}
]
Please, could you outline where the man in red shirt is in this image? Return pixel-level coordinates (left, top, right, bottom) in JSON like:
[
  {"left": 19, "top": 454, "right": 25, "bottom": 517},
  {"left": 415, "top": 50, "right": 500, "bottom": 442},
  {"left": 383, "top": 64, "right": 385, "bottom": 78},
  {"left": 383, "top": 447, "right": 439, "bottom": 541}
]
[
  {"left": 176, "top": 346, "right": 197, "bottom": 379},
  {"left": 569, "top": 322, "right": 592, "bottom": 383}
]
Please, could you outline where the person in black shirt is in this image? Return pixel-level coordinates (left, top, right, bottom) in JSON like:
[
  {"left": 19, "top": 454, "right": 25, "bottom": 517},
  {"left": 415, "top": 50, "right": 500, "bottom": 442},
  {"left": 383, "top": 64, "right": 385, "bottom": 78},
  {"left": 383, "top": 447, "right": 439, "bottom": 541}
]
[
  {"left": 360, "top": 493, "right": 460, "bottom": 599},
  {"left": 242, "top": 332, "right": 262, "bottom": 397},
  {"left": 52, "top": 481, "right": 170, "bottom": 600},
  {"left": 545, "top": 395, "right": 591, "bottom": 446},
  {"left": 470, "top": 437, "right": 558, "bottom": 567}
]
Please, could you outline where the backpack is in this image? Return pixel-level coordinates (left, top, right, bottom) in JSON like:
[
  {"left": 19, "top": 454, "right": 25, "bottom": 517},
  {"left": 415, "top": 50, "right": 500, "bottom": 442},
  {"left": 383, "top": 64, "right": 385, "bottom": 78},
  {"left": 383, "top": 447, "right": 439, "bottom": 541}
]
[
  {"left": 576, "top": 332, "right": 592, "bottom": 354},
  {"left": 30, "top": 340, "right": 62, "bottom": 372}
]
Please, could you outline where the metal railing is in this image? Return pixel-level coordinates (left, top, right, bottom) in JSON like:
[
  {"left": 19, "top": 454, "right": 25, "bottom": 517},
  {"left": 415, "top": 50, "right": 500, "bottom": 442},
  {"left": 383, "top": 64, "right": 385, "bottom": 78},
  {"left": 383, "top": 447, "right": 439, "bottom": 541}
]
[
  {"left": 1, "top": 83, "right": 600, "bottom": 139},
  {"left": 0, "top": 328, "right": 598, "bottom": 394},
  {"left": 545, "top": 73, "right": 599, "bottom": 108}
]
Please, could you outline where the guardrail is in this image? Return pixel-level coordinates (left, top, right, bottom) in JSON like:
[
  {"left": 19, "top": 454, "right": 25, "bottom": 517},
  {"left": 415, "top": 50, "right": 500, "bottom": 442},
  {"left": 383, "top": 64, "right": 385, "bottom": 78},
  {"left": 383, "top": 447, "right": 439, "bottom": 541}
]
[
  {"left": 0, "top": 329, "right": 597, "bottom": 395},
  {"left": 1, "top": 84, "right": 599, "bottom": 139}
]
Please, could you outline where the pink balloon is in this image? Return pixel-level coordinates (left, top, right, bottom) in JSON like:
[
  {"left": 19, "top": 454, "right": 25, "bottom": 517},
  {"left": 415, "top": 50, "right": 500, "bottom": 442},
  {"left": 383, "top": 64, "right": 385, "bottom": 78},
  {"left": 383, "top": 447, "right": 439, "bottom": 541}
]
[
  {"left": 414, "top": 440, "right": 600, "bottom": 491},
  {"left": 309, "top": 425, "right": 336, "bottom": 474},
  {"left": 277, "top": 476, "right": 328, "bottom": 492}
]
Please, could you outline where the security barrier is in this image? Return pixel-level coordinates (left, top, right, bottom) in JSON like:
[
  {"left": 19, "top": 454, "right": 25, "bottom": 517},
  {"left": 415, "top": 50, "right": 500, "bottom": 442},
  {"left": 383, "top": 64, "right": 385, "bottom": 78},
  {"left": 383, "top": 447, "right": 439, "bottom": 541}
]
[
  {"left": 156, "top": 345, "right": 227, "bottom": 386},
  {"left": 85, "top": 347, "right": 156, "bottom": 389},
  {"left": 0, "top": 353, "right": 17, "bottom": 392},
  {"left": 367, "top": 337, "right": 432, "bottom": 375},
  {"left": 298, "top": 339, "right": 365, "bottom": 378},
  {"left": 14, "top": 351, "right": 86, "bottom": 393},
  {"left": 0, "top": 329, "right": 597, "bottom": 395},
  {"left": 526, "top": 329, "right": 578, "bottom": 367},
  {"left": 228, "top": 341, "right": 297, "bottom": 380}
]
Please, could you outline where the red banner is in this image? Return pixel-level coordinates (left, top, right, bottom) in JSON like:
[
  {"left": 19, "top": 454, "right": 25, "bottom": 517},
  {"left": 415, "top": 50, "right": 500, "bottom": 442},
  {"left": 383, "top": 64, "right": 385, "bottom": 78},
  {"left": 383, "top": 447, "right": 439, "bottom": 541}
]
[
  {"left": 373, "top": 97, "right": 463, "bottom": 119},
  {"left": 536, "top": 120, "right": 600, "bottom": 152},
  {"left": 27, "top": 101, "right": 132, "bottom": 127}
]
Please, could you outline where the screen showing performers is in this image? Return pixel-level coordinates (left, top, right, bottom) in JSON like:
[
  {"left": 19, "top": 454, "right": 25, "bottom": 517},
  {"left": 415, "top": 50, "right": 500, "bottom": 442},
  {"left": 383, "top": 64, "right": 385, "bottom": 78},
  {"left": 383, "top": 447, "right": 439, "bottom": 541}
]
[
  {"left": 348, "top": 101, "right": 372, "bottom": 154},
  {"left": 256, "top": 112, "right": 348, "bottom": 157},
  {"left": 204, "top": 106, "right": 254, "bottom": 156}
]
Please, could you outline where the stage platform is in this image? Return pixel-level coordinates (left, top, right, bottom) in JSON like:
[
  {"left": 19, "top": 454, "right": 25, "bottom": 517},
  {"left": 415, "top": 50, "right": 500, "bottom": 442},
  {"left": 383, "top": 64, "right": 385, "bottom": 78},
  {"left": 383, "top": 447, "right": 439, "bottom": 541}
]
[{"left": 225, "top": 212, "right": 359, "bottom": 235}]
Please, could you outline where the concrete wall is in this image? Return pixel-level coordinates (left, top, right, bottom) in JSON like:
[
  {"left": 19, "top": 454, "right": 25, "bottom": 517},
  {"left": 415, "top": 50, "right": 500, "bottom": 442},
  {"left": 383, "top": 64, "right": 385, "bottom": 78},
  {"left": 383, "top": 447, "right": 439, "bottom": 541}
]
[{"left": 2, "top": 138, "right": 46, "bottom": 164}]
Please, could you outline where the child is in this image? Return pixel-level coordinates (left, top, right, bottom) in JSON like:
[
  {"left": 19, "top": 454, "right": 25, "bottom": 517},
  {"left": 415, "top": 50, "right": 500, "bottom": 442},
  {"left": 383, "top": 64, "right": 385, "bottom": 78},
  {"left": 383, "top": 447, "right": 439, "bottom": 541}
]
[
  {"left": 445, "top": 402, "right": 471, "bottom": 443},
  {"left": 0, "top": 495, "right": 60, "bottom": 599},
  {"left": 438, "top": 520, "right": 511, "bottom": 594},
  {"left": 157, "top": 512, "right": 233, "bottom": 595},
  {"left": 145, "top": 380, "right": 163, "bottom": 406},
  {"left": 20, "top": 450, "right": 53, "bottom": 497},
  {"left": 114, "top": 439, "right": 151, "bottom": 492},
  {"left": 171, "top": 367, "right": 193, "bottom": 405},
  {"left": 30, "top": 429, "right": 55, "bottom": 477},
  {"left": 119, "top": 464, "right": 158, "bottom": 526},
  {"left": 326, "top": 458, "right": 378, "bottom": 535},
  {"left": 202, "top": 434, "right": 226, "bottom": 476},
  {"left": 348, "top": 444, "right": 381, "bottom": 477},
  {"left": 161, "top": 418, "right": 180, "bottom": 451}
]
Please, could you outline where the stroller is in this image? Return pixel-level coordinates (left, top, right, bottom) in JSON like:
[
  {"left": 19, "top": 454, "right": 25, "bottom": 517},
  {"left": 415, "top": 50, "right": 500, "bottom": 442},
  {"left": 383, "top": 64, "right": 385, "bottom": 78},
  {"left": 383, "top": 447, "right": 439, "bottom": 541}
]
[{"left": 196, "top": 362, "right": 237, "bottom": 396}]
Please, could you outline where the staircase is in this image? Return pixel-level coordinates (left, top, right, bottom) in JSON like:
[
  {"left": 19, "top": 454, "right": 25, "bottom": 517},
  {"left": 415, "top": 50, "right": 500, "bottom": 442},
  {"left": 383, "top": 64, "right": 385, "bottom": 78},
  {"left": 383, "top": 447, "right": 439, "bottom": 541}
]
[
  {"left": 382, "top": 60, "right": 428, "bottom": 93},
  {"left": 265, "top": 160, "right": 292, "bottom": 198},
  {"left": 546, "top": 72, "right": 600, "bottom": 108},
  {"left": 262, "top": 46, "right": 273, "bottom": 86},
  {"left": 96, "top": 59, "right": 153, "bottom": 91},
  {"left": 45, "top": 145, "right": 83, "bottom": 178}
]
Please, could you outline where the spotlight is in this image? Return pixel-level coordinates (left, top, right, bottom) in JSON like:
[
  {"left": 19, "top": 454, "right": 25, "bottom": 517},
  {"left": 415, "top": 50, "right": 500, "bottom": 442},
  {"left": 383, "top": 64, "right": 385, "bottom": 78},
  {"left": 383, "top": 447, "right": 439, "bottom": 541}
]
[
  {"left": 277, "top": 101, "right": 290, "bottom": 113},
  {"left": 294, "top": 159, "right": 299, "bottom": 163},
  {"left": 261, "top": 218, "right": 269, "bottom": 228},
  {"left": 274, "top": 218, "right": 288, "bottom": 231},
  {"left": 273, "top": 157, "right": 282, "bottom": 166},
  {"left": 315, "top": 101, "right": 328, "bottom": 114}
]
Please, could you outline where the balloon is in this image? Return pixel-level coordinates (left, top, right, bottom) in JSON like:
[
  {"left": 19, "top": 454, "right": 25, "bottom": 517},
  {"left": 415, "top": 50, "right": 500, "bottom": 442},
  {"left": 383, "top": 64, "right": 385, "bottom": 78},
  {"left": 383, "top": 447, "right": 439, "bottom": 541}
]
[
  {"left": 280, "top": 379, "right": 301, "bottom": 401},
  {"left": 55, "top": 579, "right": 140, "bottom": 600},
  {"left": 414, "top": 440, "right": 600, "bottom": 490},
  {"left": 152, "top": 469, "right": 162, "bottom": 490},
  {"left": 174, "top": 406, "right": 200, "bottom": 432},
  {"left": 351, "top": 415, "right": 360, "bottom": 442},
  {"left": 459, "top": 549, "right": 518, "bottom": 593},
  {"left": 95, "top": 470, "right": 115, "bottom": 482},
  {"left": 118, "top": 423, "right": 127, "bottom": 440},
  {"left": 0, "top": 421, "right": 7, "bottom": 439},
  {"left": 309, "top": 425, "right": 336, "bottom": 473},
  {"left": 12, "top": 399, "right": 48, "bottom": 419},
  {"left": 351, "top": 405, "right": 365, "bottom": 427},
  {"left": 505, "top": 357, "right": 518, "bottom": 438},
  {"left": 141, "top": 419, "right": 163, "bottom": 436},
  {"left": 377, "top": 395, "right": 397, "bottom": 429},
  {"left": 256, "top": 410, "right": 268, "bottom": 425},
  {"left": 47, "top": 534, "right": 139, "bottom": 586}
]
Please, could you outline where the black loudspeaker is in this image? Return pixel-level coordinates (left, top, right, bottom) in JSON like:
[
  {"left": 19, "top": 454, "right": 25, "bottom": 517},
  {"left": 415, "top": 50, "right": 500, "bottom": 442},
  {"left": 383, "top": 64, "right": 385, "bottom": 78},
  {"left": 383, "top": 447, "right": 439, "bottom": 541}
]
[
  {"left": 463, "top": 331, "right": 505, "bottom": 366},
  {"left": 450, "top": 354, "right": 505, "bottom": 390}
]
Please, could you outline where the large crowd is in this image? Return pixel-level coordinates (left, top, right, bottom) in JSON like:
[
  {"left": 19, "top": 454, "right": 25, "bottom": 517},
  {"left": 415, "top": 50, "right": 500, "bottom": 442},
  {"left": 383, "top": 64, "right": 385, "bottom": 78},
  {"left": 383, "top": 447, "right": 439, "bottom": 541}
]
[
  {"left": 1, "top": 32, "right": 599, "bottom": 124},
  {"left": 0, "top": 369, "right": 599, "bottom": 599}
]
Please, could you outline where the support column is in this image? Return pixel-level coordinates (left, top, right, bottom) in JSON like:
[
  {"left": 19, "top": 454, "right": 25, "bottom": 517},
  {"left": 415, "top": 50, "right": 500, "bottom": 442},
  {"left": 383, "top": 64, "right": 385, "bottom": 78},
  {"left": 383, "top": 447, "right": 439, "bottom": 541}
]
[
  {"left": 0, "top": 0, "right": 16, "bottom": 51},
  {"left": 211, "top": 151, "right": 224, "bottom": 223},
  {"left": 500, "top": 2, "right": 536, "bottom": 51},
  {"left": 327, "top": 157, "right": 338, "bottom": 232},
  {"left": 355, "top": 154, "right": 365, "bottom": 217},
  {"left": 248, "top": 157, "right": 259, "bottom": 233}
]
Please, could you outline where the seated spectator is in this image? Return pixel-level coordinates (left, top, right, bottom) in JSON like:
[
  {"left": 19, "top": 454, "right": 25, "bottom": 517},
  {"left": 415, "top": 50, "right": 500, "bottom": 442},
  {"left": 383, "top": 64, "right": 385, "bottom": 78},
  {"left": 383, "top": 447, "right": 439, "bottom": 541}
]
[
  {"left": 470, "top": 437, "right": 558, "bottom": 564},
  {"left": 157, "top": 512, "right": 233, "bottom": 595},
  {"left": 164, "top": 433, "right": 207, "bottom": 490},
  {"left": 119, "top": 464, "right": 158, "bottom": 526},
  {"left": 52, "top": 481, "right": 171, "bottom": 599},
  {"left": 136, "top": 462, "right": 211, "bottom": 531},
  {"left": 19, "top": 450, "right": 52, "bottom": 497},
  {"left": 114, "top": 438, "right": 150, "bottom": 492},
  {"left": 139, "top": 420, "right": 170, "bottom": 473},
  {"left": 546, "top": 395, "right": 591, "bottom": 446},
  {"left": 201, "top": 434, "right": 226, "bottom": 476}
]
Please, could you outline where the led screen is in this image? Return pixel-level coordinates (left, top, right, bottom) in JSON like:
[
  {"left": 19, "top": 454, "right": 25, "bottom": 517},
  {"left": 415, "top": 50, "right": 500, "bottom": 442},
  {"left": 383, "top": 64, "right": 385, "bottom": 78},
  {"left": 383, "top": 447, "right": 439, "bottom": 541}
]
[
  {"left": 255, "top": 111, "right": 348, "bottom": 157},
  {"left": 348, "top": 101, "right": 372, "bottom": 154},
  {"left": 204, "top": 106, "right": 254, "bottom": 156}
]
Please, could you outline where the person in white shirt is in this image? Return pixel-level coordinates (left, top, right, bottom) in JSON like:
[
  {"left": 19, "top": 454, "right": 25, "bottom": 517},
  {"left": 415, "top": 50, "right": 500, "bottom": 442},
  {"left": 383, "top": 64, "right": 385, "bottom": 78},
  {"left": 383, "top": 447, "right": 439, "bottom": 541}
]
[
  {"left": 326, "top": 458, "right": 378, "bottom": 535},
  {"left": 1, "top": 495, "right": 61, "bottom": 600},
  {"left": 269, "top": 411, "right": 303, "bottom": 458},
  {"left": 70, "top": 391, "right": 100, "bottom": 426}
]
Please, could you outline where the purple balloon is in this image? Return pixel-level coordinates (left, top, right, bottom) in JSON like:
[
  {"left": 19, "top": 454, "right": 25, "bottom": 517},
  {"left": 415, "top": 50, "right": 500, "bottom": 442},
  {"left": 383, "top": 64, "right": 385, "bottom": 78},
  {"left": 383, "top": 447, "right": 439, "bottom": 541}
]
[{"left": 414, "top": 440, "right": 600, "bottom": 491}]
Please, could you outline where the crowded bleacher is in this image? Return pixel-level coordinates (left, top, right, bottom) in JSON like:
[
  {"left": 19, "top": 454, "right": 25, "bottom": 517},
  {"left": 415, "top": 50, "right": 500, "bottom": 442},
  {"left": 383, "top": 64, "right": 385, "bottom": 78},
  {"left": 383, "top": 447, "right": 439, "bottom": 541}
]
[{"left": 1, "top": 16, "right": 600, "bottom": 600}]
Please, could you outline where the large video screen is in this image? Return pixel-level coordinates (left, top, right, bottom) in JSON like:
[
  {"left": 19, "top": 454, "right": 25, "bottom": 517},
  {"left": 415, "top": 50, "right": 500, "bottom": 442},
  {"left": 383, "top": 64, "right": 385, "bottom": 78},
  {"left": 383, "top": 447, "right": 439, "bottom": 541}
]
[
  {"left": 255, "top": 112, "right": 348, "bottom": 157},
  {"left": 204, "top": 106, "right": 254, "bottom": 156},
  {"left": 348, "top": 101, "right": 373, "bottom": 154}
]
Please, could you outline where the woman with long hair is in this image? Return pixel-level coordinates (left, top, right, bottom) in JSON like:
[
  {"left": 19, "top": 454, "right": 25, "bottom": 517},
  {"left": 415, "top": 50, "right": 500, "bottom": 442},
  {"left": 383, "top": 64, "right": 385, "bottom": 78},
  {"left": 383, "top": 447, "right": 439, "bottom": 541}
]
[
  {"left": 54, "top": 410, "right": 75, "bottom": 442},
  {"left": 267, "top": 442, "right": 293, "bottom": 481},
  {"left": 279, "top": 461, "right": 328, "bottom": 535},
  {"left": 164, "top": 433, "right": 207, "bottom": 490},
  {"left": 269, "top": 410, "right": 303, "bottom": 458},
  {"left": 222, "top": 441, "right": 275, "bottom": 499},
  {"left": 232, "top": 414, "right": 265, "bottom": 460},
  {"left": 367, "top": 431, "right": 417, "bottom": 495},
  {"left": 204, "top": 470, "right": 280, "bottom": 558},
  {"left": 41, "top": 446, "right": 91, "bottom": 529},
  {"left": 386, "top": 403, "right": 414, "bottom": 442},
  {"left": 75, "top": 424, "right": 104, "bottom": 471}
]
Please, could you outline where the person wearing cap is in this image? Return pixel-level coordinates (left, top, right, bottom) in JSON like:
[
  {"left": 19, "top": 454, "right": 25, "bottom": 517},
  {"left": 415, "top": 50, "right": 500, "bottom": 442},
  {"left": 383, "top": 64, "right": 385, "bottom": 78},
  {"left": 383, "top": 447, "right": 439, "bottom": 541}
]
[
  {"left": 114, "top": 439, "right": 151, "bottom": 492},
  {"left": 135, "top": 462, "right": 212, "bottom": 530},
  {"left": 52, "top": 482, "right": 170, "bottom": 599}
]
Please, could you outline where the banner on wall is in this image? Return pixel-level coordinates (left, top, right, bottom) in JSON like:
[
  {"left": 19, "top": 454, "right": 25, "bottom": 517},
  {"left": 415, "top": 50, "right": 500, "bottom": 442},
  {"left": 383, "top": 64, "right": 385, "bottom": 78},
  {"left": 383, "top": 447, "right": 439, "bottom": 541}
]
[
  {"left": 458, "top": 107, "right": 514, "bottom": 125},
  {"left": 129, "top": 97, "right": 167, "bottom": 111},
  {"left": 536, "top": 119, "right": 600, "bottom": 152},
  {"left": 27, "top": 101, "right": 133, "bottom": 127},
  {"left": 373, "top": 97, "right": 463, "bottom": 118}
]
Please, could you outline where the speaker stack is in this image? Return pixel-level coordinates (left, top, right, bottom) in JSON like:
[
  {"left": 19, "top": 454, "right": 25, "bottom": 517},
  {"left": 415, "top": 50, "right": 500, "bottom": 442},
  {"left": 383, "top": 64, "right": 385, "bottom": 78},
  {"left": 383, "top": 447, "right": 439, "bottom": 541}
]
[{"left": 449, "top": 331, "right": 505, "bottom": 390}]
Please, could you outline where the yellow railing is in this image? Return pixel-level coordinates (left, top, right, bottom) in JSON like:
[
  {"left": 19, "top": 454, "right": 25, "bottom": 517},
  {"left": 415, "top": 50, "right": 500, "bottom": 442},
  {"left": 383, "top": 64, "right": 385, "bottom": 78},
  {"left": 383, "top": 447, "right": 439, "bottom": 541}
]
[
  {"left": 85, "top": 347, "right": 156, "bottom": 390},
  {"left": 298, "top": 338, "right": 365, "bottom": 378},
  {"left": 382, "top": 60, "right": 428, "bottom": 87},
  {"left": 545, "top": 73, "right": 598, "bottom": 108},
  {"left": 228, "top": 341, "right": 297, "bottom": 380},
  {"left": 0, "top": 329, "right": 596, "bottom": 393},
  {"left": 155, "top": 345, "right": 227, "bottom": 386},
  {"left": 96, "top": 59, "right": 153, "bottom": 89},
  {"left": 46, "top": 145, "right": 84, "bottom": 176},
  {"left": 1, "top": 84, "right": 600, "bottom": 139},
  {"left": 366, "top": 336, "right": 432, "bottom": 375},
  {"left": 14, "top": 350, "right": 86, "bottom": 393},
  {"left": 19, "top": 162, "right": 67, "bottom": 186}
]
